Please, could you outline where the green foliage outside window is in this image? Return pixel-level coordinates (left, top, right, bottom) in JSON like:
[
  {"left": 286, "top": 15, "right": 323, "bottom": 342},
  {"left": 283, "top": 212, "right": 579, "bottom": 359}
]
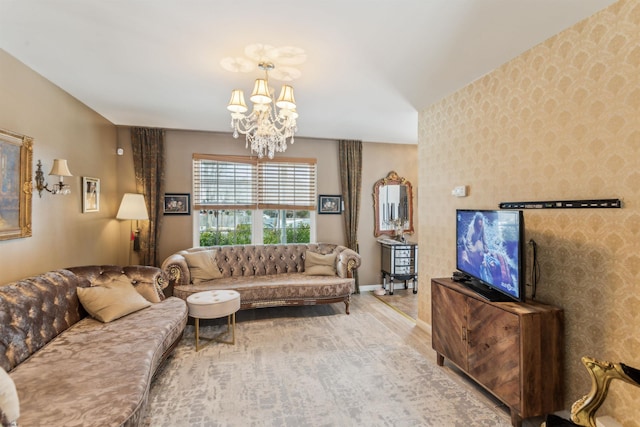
[
  {"left": 200, "top": 223, "right": 252, "bottom": 246},
  {"left": 200, "top": 222, "right": 309, "bottom": 246},
  {"left": 263, "top": 223, "right": 310, "bottom": 244}
]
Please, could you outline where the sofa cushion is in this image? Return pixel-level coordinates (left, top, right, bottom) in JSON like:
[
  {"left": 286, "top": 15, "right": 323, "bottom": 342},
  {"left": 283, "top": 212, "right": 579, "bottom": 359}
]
[
  {"left": 135, "top": 282, "right": 162, "bottom": 303},
  {"left": 77, "top": 279, "right": 151, "bottom": 323},
  {"left": 183, "top": 250, "right": 223, "bottom": 283},
  {"left": 174, "top": 273, "right": 354, "bottom": 304},
  {"left": 84, "top": 270, "right": 162, "bottom": 303},
  {"left": 303, "top": 251, "right": 337, "bottom": 276},
  {"left": 67, "top": 265, "right": 167, "bottom": 302}
]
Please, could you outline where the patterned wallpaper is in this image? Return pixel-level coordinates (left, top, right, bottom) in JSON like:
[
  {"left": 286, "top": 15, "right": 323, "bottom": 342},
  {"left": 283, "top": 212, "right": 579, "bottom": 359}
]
[{"left": 418, "top": 0, "right": 639, "bottom": 424}]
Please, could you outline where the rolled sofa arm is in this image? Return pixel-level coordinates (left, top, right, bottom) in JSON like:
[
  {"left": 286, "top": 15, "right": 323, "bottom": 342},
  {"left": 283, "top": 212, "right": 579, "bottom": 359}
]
[
  {"left": 160, "top": 253, "right": 191, "bottom": 288},
  {"left": 335, "top": 246, "right": 362, "bottom": 279}
]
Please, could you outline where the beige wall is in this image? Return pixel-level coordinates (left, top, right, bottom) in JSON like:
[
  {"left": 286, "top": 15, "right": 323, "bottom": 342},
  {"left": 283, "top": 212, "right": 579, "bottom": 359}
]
[
  {"left": 117, "top": 127, "right": 418, "bottom": 286},
  {"left": 0, "top": 45, "right": 419, "bottom": 286},
  {"left": 0, "top": 49, "right": 121, "bottom": 283},
  {"left": 418, "top": 0, "right": 639, "bottom": 423}
]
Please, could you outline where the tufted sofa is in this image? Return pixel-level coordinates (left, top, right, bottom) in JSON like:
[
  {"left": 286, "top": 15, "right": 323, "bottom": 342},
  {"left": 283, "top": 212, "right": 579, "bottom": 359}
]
[
  {"left": 0, "top": 265, "right": 188, "bottom": 427},
  {"left": 161, "top": 243, "right": 361, "bottom": 314}
]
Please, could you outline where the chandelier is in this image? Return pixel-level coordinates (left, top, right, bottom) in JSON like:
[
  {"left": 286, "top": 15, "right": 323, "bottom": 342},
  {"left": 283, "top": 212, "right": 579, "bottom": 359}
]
[{"left": 227, "top": 62, "right": 298, "bottom": 159}]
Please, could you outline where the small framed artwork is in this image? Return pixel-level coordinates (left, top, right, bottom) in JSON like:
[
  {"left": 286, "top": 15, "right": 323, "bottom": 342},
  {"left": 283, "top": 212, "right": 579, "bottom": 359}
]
[
  {"left": 318, "top": 195, "right": 342, "bottom": 215},
  {"left": 82, "top": 177, "right": 100, "bottom": 213},
  {"left": 163, "top": 193, "right": 191, "bottom": 215}
]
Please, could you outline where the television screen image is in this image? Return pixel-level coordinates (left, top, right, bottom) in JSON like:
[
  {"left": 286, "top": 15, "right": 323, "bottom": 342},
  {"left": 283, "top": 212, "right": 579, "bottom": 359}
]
[{"left": 456, "top": 209, "right": 524, "bottom": 302}]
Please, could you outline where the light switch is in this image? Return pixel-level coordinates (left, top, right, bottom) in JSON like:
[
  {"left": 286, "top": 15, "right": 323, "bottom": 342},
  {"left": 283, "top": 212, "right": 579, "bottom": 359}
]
[{"left": 451, "top": 186, "right": 467, "bottom": 197}]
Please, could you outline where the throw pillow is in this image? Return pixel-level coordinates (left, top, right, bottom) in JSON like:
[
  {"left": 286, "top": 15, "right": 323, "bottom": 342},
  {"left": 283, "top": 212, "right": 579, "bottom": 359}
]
[
  {"left": 183, "top": 250, "right": 223, "bottom": 284},
  {"left": 132, "top": 280, "right": 163, "bottom": 303},
  {"left": 77, "top": 279, "right": 151, "bottom": 323},
  {"left": 93, "top": 272, "right": 162, "bottom": 303},
  {"left": 0, "top": 368, "right": 19, "bottom": 426},
  {"left": 303, "top": 251, "right": 337, "bottom": 276}
]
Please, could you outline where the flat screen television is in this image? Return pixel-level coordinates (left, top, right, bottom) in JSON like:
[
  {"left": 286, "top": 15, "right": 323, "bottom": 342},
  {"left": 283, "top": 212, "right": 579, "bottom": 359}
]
[{"left": 455, "top": 209, "right": 525, "bottom": 302}]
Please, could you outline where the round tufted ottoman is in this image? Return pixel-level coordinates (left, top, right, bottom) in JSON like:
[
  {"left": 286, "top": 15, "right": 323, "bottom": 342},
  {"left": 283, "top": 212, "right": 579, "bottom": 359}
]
[{"left": 186, "top": 290, "right": 241, "bottom": 351}]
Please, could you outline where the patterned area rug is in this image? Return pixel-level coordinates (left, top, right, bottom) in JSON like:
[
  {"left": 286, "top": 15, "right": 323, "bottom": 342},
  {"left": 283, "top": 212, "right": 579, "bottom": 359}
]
[{"left": 142, "top": 307, "right": 511, "bottom": 427}]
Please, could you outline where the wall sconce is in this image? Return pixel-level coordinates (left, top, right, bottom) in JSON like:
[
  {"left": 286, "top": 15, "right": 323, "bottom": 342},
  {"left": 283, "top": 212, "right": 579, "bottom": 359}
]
[
  {"left": 35, "top": 159, "right": 73, "bottom": 197},
  {"left": 116, "top": 193, "right": 149, "bottom": 263}
]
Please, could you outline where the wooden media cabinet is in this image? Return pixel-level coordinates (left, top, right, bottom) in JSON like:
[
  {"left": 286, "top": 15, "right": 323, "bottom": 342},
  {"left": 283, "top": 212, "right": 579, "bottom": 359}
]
[{"left": 431, "top": 278, "right": 564, "bottom": 427}]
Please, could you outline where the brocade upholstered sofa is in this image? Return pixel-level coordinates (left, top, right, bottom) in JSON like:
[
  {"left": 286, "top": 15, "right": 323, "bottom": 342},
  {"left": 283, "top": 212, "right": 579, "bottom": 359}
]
[
  {"left": 0, "top": 265, "right": 188, "bottom": 427},
  {"left": 161, "top": 243, "right": 361, "bottom": 314}
]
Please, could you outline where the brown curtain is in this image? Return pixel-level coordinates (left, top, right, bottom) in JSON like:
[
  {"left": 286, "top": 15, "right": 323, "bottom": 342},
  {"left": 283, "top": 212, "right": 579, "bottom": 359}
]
[
  {"left": 338, "top": 139, "right": 362, "bottom": 293},
  {"left": 131, "top": 127, "right": 165, "bottom": 266}
]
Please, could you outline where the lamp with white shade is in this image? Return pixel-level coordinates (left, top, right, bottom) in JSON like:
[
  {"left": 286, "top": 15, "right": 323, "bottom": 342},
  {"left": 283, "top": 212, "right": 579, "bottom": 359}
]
[
  {"left": 35, "top": 158, "right": 73, "bottom": 197},
  {"left": 116, "top": 193, "right": 149, "bottom": 264}
]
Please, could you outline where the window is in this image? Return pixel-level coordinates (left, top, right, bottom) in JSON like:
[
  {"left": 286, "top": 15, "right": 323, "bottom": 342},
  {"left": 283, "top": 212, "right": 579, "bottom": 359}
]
[{"left": 193, "top": 154, "right": 317, "bottom": 246}]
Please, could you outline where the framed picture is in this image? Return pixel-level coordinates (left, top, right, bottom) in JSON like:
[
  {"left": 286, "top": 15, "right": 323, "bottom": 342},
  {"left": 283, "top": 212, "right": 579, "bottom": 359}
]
[
  {"left": 318, "top": 195, "right": 342, "bottom": 215},
  {"left": 0, "top": 128, "right": 33, "bottom": 240},
  {"left": 82, "top": 177, "right": 100, "bottom": 213},
  {"left": 163, "top": 193, "right": 191, "bottom": 215}
]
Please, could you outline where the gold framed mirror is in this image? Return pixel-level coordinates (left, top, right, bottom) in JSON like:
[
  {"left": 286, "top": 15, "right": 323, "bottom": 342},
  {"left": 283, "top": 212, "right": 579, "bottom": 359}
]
[{"left": 373, "top": 171, "right": 414, "bottom": 238}]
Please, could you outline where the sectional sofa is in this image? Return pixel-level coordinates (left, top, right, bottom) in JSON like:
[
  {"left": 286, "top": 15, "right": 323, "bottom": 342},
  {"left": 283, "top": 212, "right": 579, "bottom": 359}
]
[{"left": 0, "top": 265, "right": 187, "bottom": 427}]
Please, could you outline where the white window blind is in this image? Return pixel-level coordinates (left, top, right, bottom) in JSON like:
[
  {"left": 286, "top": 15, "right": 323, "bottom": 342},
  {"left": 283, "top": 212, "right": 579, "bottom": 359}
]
[
  {"left": 193, "top": 154, "right": 257, "bottom": 210},
  {"left": 258, "top": 158, "right": 317, "bottom": 210},
  {"left": 193, "top": 154, "right": 316, "bottom": 210}
]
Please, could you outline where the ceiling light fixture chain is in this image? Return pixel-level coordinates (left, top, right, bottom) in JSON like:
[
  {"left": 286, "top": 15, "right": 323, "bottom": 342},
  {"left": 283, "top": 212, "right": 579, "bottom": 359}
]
[{"left": 227, "top": 61, "right": 298, "bottom": 159}]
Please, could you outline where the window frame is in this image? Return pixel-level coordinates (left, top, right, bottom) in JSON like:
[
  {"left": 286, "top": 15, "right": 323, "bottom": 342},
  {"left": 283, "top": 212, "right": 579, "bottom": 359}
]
[{"left": 192, "top": 154, "right": 317, "bottom": 246}]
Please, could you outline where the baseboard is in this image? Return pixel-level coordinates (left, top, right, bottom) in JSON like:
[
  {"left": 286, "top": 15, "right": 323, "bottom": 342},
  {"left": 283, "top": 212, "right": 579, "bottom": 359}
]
[
  {"left": 360, "top": 283, "right": 416, "bottom": 292},
  {"left": 416, "top": 318, "right": 431, "bottom": 335}
]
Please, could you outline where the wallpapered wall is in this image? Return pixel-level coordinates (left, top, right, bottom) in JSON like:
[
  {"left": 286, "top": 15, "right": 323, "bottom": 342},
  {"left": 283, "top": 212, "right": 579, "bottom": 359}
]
[{"left": 418, "top": 0, "right": 639, "bottom": 424}]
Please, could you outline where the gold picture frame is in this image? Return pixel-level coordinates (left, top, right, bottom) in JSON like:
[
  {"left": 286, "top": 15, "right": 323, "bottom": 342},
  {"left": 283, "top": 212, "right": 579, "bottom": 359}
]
[{"left": 0, "top": 128, "right": 33, "bottom": 240}]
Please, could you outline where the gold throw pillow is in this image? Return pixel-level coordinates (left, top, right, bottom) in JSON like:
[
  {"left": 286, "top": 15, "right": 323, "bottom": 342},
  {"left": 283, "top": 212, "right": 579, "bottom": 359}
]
[
  {"left": 78, "top": 279, "right": 151, "bottom": 323},
  {"left": 303, "top": 251, "right": 337, "bottom": 276},
  {"left": 183, "top": 250, "right": 223, "bottom": 283}
]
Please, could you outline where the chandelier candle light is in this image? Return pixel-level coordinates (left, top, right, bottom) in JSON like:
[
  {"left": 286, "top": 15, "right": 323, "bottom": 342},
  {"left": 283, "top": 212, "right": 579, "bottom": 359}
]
[{"left": 227, "top": 62, "right": 298, "bottom": 159}]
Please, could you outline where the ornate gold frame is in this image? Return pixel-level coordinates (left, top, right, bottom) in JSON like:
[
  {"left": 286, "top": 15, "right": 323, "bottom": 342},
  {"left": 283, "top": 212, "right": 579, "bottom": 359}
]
[
  {"left": 373, "top": 170, "right": 414, "bottom": 238},
  {"left": 0, "top": 128, "right": 33, "bottom": 240}
]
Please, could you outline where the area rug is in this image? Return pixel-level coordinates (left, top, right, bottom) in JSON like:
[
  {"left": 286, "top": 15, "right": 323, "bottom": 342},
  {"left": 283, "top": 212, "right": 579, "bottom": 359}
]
[{"left": 142, "top": 310, "right": 511, "bottom": 427}]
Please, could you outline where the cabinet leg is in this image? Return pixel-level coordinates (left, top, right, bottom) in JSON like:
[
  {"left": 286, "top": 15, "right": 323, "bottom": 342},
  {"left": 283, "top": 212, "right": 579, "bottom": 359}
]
[
  {"left": 436, "top": 353, "right": 444, "bottom": 366},
  {"left": 390, "top": 278, "right": 394, "bottom": 295},
  {"left": 413, "top": 277, "right": 418, "bottom": 294},
  {"left": 510, "top": 410, "right": 522, "bottom": 427}
]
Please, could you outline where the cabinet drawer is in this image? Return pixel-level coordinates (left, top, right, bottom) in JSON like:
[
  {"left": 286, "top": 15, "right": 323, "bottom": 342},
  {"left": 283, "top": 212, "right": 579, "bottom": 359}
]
[{"left": 395, "top": 249, "right": 412, "bottom": 257}]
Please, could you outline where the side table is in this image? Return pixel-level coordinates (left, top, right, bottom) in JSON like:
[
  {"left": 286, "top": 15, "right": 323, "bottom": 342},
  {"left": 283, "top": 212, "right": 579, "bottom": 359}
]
[{"left": 378, "top": 238, "right": 418, "bottom": 295}]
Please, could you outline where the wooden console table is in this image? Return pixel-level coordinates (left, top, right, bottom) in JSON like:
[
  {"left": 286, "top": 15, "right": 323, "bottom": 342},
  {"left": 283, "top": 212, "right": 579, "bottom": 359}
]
[{"left": 431, "top": 277, "right": 564, "bottom": 427}]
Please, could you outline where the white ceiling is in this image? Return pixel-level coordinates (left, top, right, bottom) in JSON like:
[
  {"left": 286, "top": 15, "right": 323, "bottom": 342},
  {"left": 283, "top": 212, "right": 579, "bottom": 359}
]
[{"left": 0, "top": 0, "right": 617, "bottom": 144}]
